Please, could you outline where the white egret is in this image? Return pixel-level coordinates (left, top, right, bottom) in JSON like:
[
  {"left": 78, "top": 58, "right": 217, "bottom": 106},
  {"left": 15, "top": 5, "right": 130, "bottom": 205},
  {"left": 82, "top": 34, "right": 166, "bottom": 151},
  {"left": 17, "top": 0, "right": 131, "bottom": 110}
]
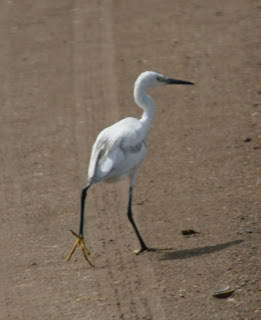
[{"left": 67, "top": 71, "right": 194, "bottom": 266}]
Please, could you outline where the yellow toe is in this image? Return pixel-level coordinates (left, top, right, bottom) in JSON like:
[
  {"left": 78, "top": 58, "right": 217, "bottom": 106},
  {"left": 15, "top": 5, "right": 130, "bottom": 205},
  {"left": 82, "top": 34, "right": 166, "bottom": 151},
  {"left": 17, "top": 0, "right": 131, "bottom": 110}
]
[{"left": 66, "top": 230, "right": 95, "bottom": 267}]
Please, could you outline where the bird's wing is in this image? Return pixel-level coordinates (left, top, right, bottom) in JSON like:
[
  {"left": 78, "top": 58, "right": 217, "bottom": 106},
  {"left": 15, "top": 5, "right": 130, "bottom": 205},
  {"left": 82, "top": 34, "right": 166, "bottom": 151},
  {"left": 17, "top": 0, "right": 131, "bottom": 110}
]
[
  {"left": 88, "top": 128, "right": 122, "bottom": 182},
  {"left": 88, "top": 119, "right": 147, "bottom": 183}
]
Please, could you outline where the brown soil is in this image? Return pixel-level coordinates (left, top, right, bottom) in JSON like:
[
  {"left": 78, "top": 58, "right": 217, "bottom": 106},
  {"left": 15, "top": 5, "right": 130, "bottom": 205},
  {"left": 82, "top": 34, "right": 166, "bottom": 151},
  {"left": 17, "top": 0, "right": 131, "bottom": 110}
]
[{"left": 1, "top": 1, "right": 260, "bottom": 319}]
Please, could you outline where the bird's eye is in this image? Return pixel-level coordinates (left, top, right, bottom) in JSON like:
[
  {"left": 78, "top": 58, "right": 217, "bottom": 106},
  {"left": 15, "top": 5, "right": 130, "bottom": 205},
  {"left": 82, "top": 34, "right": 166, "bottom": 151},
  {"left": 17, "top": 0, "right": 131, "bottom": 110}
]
[{"left": 156, "top": 76, "right": 164, "bottom": 82}]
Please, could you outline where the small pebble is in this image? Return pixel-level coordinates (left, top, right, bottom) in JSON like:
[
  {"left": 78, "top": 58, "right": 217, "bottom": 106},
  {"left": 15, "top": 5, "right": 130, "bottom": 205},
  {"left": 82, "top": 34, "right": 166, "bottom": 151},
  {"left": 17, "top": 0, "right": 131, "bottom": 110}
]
[
  {"left": 237, "top": 229, "right": 253, "bottom": 235},
  {"left": 213, "top": 286, "right": 235, "bottom": 298},
  {"left": 241, "top": 136, "right": 252, "bottom": 142},
  {"left": 181, "top": 229, "right": 198, "bottom": 235}
]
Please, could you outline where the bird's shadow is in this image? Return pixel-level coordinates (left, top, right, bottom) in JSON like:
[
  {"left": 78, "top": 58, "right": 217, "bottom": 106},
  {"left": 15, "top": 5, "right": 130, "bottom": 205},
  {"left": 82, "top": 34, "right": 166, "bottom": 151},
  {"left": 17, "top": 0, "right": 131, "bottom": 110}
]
[{"left": 159, "top": 239, "right": 243, "bottom": 261}]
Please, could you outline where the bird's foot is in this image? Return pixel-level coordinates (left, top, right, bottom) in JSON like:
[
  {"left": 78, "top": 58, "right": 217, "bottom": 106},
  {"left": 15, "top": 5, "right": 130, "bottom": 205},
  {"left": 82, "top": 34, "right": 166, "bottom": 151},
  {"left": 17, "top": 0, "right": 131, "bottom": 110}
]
[
  {"left": 66, "top": 230, "right": 95, "bottom": 267},
  {"left": 133, "top": 246, "right": 173, "bottom": 255}
]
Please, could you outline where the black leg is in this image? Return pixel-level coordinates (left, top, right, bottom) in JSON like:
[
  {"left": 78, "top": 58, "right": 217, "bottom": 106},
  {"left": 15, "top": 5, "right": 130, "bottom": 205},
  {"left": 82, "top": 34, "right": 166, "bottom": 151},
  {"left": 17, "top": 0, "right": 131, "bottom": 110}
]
[
  {"left": 79, "top": 183, "right": 91, "bottom": 236},
  {"left": 66, "top": 182, "right": 94, "bottom": 266},
  {"left": 127, "top": 186, "right": 148, "bottom": 252}
]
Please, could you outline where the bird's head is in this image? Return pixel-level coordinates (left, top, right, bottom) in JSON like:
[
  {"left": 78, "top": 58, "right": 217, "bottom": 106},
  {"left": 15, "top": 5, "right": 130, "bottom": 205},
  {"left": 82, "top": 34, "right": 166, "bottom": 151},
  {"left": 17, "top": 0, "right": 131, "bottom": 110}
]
[{"left": 136, "top": 71, "right": 194, "bottom": 89}]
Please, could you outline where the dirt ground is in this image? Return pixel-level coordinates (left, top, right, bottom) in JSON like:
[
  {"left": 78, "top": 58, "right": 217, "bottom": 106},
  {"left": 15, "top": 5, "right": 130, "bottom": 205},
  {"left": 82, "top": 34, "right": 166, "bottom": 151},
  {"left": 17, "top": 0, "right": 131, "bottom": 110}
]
[{"left": 0, "top": 1, "right": 260, "bottom": 319}]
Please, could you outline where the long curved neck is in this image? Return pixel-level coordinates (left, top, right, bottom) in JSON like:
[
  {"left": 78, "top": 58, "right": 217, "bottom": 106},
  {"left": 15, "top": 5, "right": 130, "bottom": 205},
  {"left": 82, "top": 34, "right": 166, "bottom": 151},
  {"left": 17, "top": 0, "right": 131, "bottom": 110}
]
[{"left": 134, "top": 82, "right": 155, "bottom": 133}]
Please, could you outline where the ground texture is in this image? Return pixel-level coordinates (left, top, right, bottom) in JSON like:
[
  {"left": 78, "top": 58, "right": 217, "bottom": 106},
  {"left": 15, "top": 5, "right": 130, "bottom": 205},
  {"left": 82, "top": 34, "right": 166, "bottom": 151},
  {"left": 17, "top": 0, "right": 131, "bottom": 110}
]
[{"left": 0, "top": 1, "right": 260, "bottom": 319}]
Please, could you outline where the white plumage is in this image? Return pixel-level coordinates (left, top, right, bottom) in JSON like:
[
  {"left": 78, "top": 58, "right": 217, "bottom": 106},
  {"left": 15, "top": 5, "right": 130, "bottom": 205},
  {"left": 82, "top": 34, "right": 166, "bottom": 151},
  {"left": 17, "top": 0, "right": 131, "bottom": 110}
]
[
  {"left": 67, "top": 71, "right": 194, "bottom": 266},
  {"left": 88, "top": 117, "right": 147, "bottom": 184}
]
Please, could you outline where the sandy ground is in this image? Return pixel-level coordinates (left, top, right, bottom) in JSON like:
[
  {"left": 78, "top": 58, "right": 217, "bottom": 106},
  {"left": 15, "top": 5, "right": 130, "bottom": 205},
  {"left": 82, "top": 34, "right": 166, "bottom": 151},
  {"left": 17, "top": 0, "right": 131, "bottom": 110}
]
[{"left": 0, "top": 1, "right": 260, "bottom": 319}]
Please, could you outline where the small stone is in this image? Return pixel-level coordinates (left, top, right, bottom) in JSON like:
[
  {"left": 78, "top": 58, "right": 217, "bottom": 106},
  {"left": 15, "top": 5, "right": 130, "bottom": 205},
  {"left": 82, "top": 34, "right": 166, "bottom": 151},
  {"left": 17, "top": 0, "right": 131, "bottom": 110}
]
[
  {"left": 241, "top": 136, "right": 252, "bottom": 143},
  {"left": 213, "top": 286, "right": 235, "bottom": 298},
  {"left": 237, "top": 229, "right": 253, "bottom": 235},
  {"left": 181, "top": 229, "right": 198, "bottom": 235}
]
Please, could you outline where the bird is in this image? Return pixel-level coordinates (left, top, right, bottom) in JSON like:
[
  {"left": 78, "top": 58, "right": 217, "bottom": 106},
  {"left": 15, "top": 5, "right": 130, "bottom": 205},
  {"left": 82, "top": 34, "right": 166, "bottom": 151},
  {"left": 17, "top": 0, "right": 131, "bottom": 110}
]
[{"left": 66, "top": 71, "right": 194, "bottom": 266}]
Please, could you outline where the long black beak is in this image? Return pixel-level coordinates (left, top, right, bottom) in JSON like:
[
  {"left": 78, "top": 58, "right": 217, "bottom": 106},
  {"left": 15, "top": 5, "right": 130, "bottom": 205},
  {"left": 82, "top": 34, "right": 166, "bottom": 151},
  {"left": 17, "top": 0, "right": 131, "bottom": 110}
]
[{"left": 165, "top": 78, "right": 194, "bottom": 85}]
